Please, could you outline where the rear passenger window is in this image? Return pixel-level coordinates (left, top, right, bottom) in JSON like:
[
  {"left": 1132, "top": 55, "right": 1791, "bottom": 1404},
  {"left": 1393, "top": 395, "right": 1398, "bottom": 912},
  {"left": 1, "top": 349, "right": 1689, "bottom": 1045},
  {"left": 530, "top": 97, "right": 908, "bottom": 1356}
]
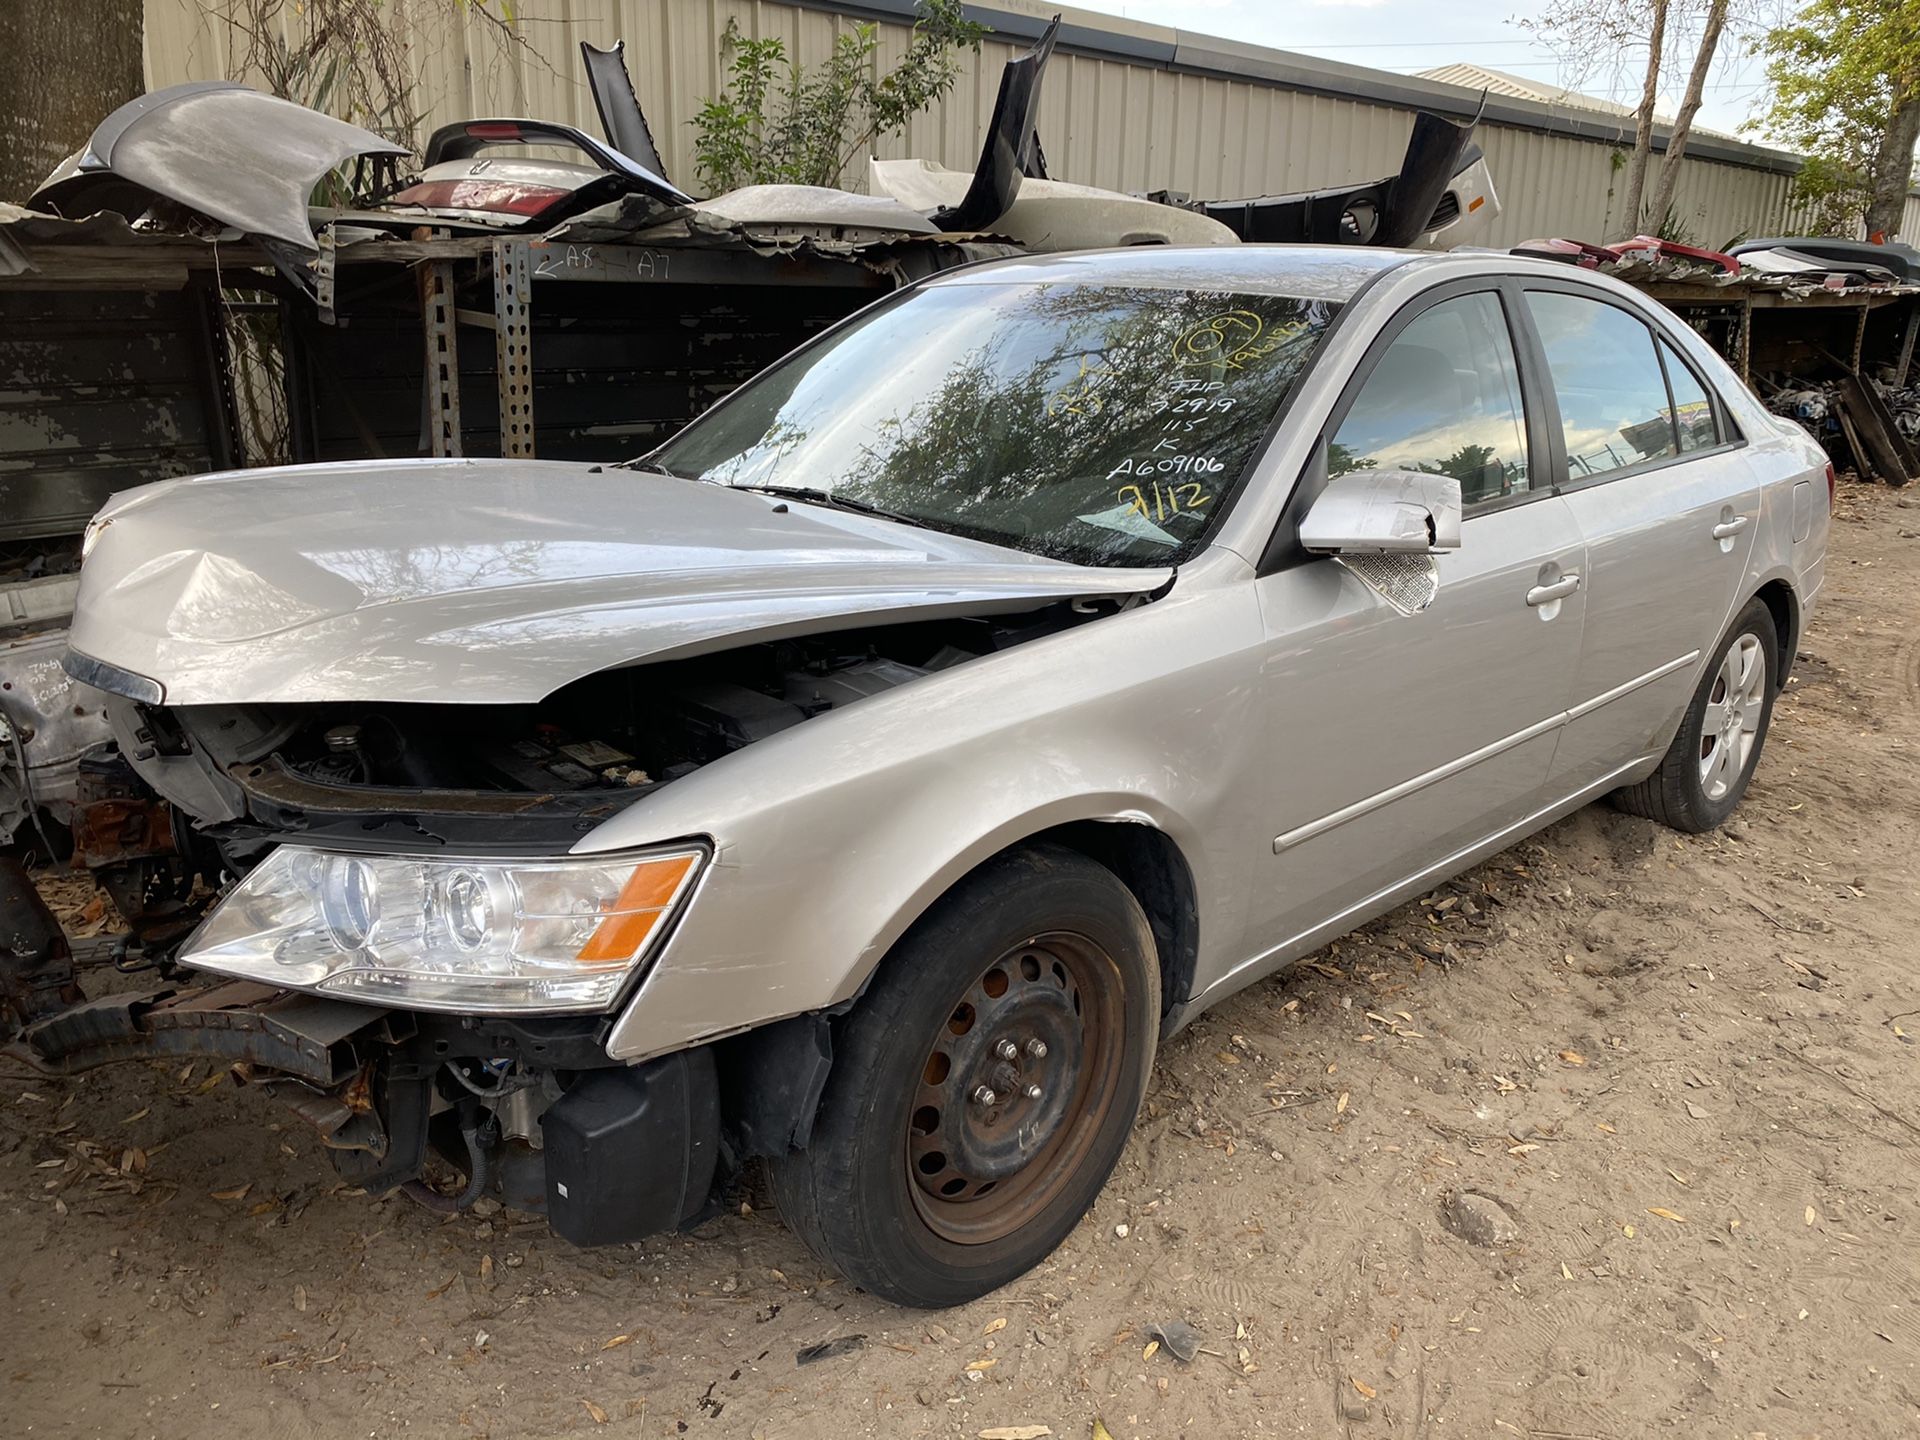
[
  {"left": 1328, "top": 291, "right": 1530, "bottom": 506},
  {"left": 1660, "top": 337, "right": 1719, "bottom": 452},
  {"left": 1525, "top": 291, "right": 1678, "bottom": 478}
]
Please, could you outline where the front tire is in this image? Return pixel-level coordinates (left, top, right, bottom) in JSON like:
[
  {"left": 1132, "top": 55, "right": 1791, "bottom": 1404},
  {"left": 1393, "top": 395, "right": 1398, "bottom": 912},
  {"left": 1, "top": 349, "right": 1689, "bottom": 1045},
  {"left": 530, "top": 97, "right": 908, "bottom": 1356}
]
[
  {"left": 1613, "top": 597, "right": 1778, "bottom": 833},
  {"left": 769, "top": 843, "right": 1158, "bottom": 1308}
]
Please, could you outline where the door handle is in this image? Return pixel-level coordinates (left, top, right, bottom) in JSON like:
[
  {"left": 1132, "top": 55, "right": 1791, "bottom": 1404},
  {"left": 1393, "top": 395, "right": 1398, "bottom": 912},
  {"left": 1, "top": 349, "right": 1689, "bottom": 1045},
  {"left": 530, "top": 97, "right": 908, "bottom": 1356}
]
[
  {"left": 1711, "top": 515, "right": 1749, "bottom": 539},
  {"left": 1526, "top": 573, "right": 1581, "bottom": 606}
]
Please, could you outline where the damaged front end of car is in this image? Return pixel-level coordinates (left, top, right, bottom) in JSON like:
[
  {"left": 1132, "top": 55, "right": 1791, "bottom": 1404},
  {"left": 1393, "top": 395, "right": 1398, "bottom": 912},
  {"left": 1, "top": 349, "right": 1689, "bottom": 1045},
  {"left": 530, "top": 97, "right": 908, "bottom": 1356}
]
[{"left": 3, "top": 457, "right": 1163, "bottom": 1244}]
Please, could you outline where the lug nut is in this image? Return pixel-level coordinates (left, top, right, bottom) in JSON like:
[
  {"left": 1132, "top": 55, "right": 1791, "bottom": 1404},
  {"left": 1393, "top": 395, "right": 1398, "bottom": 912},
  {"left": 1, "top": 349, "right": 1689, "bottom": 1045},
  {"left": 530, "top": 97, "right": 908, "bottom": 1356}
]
[
  {"left": 972, "top": 1085, "right": 997, "bottom": 1107},
  {"left": 1024, "top": 1083, "right": 1044, "bottom": 1100},
  {"left": 1025, "top": 1038, "right": 1048, "bottom": 1059},
  {"left": 995, "top": 1038, "right": 1018, "bottom": 1060}
]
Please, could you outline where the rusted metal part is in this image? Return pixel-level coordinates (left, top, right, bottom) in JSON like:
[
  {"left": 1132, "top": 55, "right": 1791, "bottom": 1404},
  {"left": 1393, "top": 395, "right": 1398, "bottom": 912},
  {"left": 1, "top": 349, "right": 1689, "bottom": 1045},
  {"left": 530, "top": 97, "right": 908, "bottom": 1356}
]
[
  {"left": 273, "top": 1083, "right": 388, "bottom": 1154},
  {"left": 907, "top": 932, "right": 1123, "bottom": 1245},
  {"left": 69, "top": 793, "right": 176, "bottom": 867},
  {"left": 0, "top": 855, "right": 82, "bottom": 1026},
  {"left": 15, "top": 978, "right": 407, "bottom": 1082},
  {"left": 341, "top": 1061, "right": 377, "bottom": 1114},
  {"left": 66, "top": 760, "right": 202, "bottom": 952}
]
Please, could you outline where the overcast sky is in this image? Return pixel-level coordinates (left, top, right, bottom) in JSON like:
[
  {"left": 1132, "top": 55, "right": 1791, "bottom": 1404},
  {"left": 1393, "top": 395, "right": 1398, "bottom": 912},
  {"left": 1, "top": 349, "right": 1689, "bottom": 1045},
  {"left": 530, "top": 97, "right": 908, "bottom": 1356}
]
[{"left": 1069, "top": 0, "right": 1789, "bottom": 140}]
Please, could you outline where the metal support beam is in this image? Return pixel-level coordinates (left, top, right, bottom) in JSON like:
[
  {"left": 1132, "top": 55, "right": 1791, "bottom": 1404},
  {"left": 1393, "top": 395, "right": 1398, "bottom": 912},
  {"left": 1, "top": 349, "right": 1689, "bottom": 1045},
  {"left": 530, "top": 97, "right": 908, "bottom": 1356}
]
[
  {"left": 422, "top": 259, "right": 463, "bottom": 458},
  {"left": 1895, "top": 303, "right": 1920, "bottom": 389},
  {"left": 1736, "top": 297, "right": 1751, "bottom": 384},
  {"left": 315, "top": 224, "right": 338, "bottom": 327},
  {"left": 492, "top": 238, "right": 535, "bottom": 459}
]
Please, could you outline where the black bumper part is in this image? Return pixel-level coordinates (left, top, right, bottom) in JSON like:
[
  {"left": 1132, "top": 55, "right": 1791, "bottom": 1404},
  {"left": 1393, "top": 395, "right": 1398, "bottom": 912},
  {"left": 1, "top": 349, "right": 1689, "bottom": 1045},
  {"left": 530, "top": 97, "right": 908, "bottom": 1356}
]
[
  {"left": 540, "top": 1046, "right": 719, "bottom": 1247},
  {"left": 0, "top": 856, "right": 81, "bottom": 1026}
]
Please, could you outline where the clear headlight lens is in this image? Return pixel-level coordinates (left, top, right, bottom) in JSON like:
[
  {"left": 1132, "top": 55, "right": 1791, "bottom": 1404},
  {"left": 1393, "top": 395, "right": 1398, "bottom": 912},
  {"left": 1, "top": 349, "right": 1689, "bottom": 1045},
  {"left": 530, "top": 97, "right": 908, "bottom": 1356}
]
[{"left": 181, "top": 845, "right": 704, "bottom": 1013}]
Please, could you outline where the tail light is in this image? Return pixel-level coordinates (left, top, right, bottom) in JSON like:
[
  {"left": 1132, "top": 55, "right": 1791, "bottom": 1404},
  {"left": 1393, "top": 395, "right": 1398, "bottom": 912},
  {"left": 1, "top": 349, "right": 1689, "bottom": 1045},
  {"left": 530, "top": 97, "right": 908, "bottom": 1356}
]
[
  {"left": 389, "top": 178, "right": 571, "bottom": 219},
  {"left": 1825, "top": 461, "right": 1837, "bottom": 509}
]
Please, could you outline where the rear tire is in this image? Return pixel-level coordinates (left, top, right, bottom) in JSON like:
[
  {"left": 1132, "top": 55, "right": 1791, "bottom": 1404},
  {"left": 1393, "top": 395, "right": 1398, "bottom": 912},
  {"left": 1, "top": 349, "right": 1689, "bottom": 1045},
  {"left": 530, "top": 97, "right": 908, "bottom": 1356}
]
[
  {"left": 1612, "top": 597, "right": 1778, "bottom": 833},
  {"left": 769, "top": 843, "right": 1158, "bottom": 1308}
]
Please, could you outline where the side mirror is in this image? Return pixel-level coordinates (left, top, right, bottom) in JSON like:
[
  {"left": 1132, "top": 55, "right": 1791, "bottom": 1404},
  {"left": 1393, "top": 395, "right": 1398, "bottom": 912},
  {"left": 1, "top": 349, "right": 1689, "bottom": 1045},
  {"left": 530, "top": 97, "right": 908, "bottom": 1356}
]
[{"left": 1299, "top": 467, "right": 1462, "bottom": 555}]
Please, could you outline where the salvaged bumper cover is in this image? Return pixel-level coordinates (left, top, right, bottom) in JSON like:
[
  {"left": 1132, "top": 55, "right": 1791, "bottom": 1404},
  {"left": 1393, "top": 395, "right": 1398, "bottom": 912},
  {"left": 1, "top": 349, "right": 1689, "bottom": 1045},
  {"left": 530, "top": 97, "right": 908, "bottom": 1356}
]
[
  {"left": 67, "top": 459, "right": 1171, "bottom": 706},
  {"left": 31, "top": 82, "right": 406, "bottom": 251},
  {"left": 871, "top": 160, "right": 1239, "bottom": 251}
]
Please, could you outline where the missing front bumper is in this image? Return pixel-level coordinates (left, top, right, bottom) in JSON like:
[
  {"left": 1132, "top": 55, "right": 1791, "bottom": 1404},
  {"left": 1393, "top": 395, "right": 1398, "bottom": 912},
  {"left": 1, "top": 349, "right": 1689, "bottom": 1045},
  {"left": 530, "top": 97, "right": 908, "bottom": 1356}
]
[
  {"left": 10, "top": 966, "right": 723, "bottom": 1247},
  {"left": 15, "top": 979, "right": 411, "bottom": 1084}
]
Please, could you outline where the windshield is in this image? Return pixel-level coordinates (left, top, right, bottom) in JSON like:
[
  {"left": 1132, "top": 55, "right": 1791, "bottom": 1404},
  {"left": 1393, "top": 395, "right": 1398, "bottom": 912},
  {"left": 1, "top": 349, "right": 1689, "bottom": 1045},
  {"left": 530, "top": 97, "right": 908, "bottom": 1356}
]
[{"left": 648, "top": 280, "right": 1340, "bottom": 566}]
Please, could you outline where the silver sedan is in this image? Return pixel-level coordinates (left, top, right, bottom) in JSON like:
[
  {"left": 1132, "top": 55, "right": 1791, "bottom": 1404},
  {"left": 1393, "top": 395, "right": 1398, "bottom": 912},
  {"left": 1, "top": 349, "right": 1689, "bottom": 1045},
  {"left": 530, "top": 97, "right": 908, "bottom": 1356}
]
[{"left": 55, "top": 246, "right": 1830, "bottom": 1306}]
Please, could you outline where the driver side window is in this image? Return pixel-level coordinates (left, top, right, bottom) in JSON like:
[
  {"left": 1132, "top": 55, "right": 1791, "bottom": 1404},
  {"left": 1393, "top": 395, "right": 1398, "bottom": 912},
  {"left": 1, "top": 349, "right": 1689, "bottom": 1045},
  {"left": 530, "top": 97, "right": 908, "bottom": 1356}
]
[{"left": 1329, "top": 291, "right": 1531, "bottom": 507}]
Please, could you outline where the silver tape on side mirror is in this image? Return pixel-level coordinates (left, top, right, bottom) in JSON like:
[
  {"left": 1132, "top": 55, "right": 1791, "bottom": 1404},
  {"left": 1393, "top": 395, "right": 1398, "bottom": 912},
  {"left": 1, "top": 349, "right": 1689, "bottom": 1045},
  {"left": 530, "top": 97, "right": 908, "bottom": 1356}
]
[{"left": 1299, "top": 469, "right": 1463, "bottom": 554}]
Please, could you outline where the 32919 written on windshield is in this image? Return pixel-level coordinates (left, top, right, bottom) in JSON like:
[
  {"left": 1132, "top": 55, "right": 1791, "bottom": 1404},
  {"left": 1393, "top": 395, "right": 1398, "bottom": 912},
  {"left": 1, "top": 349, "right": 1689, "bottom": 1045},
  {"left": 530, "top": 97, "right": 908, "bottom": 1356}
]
[{"left": 651, "top": 282, "right": 1341, "bottom": 566}]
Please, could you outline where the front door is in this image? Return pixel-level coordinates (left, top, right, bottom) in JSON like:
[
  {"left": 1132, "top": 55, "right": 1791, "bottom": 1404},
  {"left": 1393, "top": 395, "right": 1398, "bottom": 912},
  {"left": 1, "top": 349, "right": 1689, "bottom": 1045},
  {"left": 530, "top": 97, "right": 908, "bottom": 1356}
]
[
  {"left": 1514, "top": 287, "right": 1762, "bottom": 787},
  {"left": 1243, "top": 287, "right": 1588, "bottom": 964}
]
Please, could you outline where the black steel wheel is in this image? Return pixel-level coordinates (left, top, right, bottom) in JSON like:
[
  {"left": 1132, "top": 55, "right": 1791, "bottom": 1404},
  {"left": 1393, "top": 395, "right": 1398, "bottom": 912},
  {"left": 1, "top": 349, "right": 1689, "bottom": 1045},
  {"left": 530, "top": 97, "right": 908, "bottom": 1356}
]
[{"left": 770, "top": 843, "right": 1158, "bottom": 1308}]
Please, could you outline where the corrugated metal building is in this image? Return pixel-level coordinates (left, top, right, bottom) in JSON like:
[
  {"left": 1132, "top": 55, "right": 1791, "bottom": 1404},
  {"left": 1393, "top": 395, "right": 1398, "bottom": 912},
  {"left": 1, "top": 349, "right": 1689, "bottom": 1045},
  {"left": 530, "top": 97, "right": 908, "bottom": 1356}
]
[{"left": 142, "top": 0, "right": 1920, "bottom": 248}]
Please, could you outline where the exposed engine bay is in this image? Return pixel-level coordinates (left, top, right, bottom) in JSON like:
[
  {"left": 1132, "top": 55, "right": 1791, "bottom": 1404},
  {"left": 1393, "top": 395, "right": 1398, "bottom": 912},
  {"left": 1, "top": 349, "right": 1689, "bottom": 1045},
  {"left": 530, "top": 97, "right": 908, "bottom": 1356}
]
[{"left": 111, "top": 603, "right": 1090, "bottom": 876}]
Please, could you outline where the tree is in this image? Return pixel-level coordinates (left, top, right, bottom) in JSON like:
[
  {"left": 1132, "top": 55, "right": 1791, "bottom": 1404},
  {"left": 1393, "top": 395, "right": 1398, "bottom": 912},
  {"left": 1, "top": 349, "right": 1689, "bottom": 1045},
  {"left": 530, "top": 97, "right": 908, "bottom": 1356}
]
[
  {"left": 1621, "top": 0, "right": 1671, "bottom": 241},
  {"left": 1757, "top": 0, "right": 1920, "bottom": 240},
  {"left": 1521, "top": 0, "right": 1668, "bottom": 238},
  {"left": 223, "top": 0, "right": 532, "bottom": 156},
  {"left": 0, "top": 1, "right": 143, "bottom": 203},
  {"left": 692, "top": 1, "right": 985, "bottom": 194},
  {"left": 1644, "top": 0, "right": 1732, "bottom": 231},
  {"left": 1522, "top": 0, "right": 1746, "bottom": 239}
]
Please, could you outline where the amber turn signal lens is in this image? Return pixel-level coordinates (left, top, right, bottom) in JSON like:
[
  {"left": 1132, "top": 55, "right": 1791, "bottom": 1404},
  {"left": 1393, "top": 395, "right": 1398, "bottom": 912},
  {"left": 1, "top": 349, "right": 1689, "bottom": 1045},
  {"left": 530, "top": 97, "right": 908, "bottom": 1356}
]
[{"left": 576, "top": 854, "right": 698, "bottom": 963}]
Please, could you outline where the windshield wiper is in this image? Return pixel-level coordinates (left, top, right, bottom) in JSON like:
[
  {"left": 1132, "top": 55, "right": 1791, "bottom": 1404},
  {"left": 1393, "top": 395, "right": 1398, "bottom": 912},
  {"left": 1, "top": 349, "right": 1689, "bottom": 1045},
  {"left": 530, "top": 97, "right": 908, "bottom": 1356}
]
[{"left": 743, "top": 485, "right": 931, "bottom": 530}]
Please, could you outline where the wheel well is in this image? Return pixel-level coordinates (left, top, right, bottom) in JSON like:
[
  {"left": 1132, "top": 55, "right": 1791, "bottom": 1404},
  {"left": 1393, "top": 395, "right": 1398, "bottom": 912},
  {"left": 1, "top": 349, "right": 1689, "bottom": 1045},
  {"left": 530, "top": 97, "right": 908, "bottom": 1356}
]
[
  {"left": 715, "top": 819, "right": 1201, "bottom": 1162},
  {"left": 1754, "top": 580, "right": 1799, "bottom": 690},
  {"left": 1021, "top": 819, "right": 1200, "bottom": 1032}
]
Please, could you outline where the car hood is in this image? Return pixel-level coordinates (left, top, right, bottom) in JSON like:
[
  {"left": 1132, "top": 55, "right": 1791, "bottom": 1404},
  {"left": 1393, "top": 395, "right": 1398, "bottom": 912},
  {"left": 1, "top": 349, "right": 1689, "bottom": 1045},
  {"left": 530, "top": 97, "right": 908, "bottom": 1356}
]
[{"left": 69, "top": 459, "right": 1170, "bottom": 706}]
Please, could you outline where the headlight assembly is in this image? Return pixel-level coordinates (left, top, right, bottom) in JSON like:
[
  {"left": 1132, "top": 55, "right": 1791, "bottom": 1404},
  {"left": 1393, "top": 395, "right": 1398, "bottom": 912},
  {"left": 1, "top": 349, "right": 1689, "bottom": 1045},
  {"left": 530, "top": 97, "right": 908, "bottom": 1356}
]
[{"left": 181, "top": 845, "right": 705, "bottom": 1013}]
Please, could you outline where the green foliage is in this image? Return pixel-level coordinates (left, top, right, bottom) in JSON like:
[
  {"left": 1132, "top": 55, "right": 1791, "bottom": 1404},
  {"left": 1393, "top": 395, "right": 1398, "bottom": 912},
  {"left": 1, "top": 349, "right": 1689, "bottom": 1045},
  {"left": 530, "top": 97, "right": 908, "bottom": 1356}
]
[
  {"left": 1648, "top": 200, "right": 1697, "bottom": 246},
  {"left": 1754, "top": 0, "right": 1920, "bottom": 234},
  {"left": 1786, "top": 154, "right": 1876, "bottom": 237},
  {"left": 1326, "top": 442, "right": 1376, "bottom": 476},
  {"left": 691, "top": 0, "right": 985, "bottom": 194},
  {"left": 1419, "top": 444, "right": 1500, "bottom": 486}
]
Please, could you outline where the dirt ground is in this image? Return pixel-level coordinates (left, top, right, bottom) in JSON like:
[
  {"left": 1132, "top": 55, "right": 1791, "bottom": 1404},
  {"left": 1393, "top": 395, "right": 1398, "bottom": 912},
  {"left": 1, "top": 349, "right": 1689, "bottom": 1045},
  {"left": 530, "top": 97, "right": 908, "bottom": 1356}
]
[{"left": 5, "top": 485, "right": 1919, "bottom": 1440}]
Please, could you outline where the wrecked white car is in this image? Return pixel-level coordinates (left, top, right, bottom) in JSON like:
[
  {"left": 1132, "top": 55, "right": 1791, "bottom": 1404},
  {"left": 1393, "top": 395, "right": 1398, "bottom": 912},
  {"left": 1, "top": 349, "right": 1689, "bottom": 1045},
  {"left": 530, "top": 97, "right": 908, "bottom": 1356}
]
[{"left": 9, "top": 245, "right": 1825, "bottom": 1306}]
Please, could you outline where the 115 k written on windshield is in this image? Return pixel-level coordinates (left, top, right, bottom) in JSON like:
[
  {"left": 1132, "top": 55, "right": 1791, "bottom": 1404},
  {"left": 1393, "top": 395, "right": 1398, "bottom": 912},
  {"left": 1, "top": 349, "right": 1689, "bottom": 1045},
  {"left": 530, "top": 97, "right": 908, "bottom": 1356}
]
[{"left": 652, "top": 282, "right": 1341, "bottom": 565}]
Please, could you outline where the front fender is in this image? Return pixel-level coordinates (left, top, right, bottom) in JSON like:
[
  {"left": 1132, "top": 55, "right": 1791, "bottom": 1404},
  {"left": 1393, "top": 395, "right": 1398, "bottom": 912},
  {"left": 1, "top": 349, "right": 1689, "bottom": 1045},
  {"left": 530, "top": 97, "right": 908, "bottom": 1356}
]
[{"left": 585, "top": 554, "right": 1266, "bottom": 1062}]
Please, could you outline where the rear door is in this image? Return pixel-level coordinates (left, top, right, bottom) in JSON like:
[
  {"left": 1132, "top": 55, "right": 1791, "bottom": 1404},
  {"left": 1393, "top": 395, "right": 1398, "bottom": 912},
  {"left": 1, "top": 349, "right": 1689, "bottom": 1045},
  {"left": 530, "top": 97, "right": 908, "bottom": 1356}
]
[
  {"left": 1513, "top": 285, "right": 1761, "bottom": 788},
  {"left": 1243, "top": 284, "right": 1588, "bottom": 960}
]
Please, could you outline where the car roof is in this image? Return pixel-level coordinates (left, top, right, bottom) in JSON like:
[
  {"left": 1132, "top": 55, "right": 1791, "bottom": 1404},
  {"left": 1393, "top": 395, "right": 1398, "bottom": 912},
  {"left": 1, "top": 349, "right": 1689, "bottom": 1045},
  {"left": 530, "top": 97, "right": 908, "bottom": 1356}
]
[{"left": 927, "top": 244, "right": 1438, "bottom": 301}]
